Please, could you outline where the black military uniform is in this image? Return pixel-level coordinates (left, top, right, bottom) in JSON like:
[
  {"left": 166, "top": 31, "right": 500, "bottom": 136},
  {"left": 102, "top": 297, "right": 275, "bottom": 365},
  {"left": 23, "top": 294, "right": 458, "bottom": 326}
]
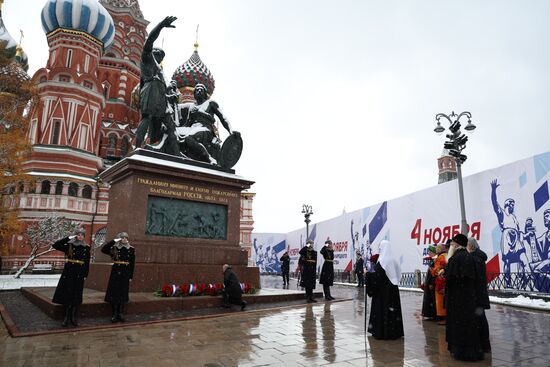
[
  {"left": 101, "top": 232, "right": 135, "bottom": 322},
  {"left": 355, "top": 253, "right": 365, "bottom": 287},
  {"left": 299, "top": 241, "right": 318, "bottom": 303},
  {"left": 52, "top": 229, "right": 90, "bottom": 327},
  {"left": 319, "top": 240, "right": 335, "bottom": 300},
  {"left": 280, "top": 252, "right": 290, "bottom": 286}
]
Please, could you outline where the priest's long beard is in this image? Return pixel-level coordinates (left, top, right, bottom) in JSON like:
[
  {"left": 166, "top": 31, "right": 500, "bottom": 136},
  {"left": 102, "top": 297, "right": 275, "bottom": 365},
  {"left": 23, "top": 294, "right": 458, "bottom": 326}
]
[{"left": 447, "top": 245, "right": 456, "bottom": 259}]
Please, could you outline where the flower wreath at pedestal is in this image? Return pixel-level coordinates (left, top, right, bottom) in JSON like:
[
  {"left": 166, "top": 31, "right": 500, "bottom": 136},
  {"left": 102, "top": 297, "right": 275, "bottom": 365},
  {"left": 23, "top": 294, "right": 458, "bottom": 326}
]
[{"left": 155, "top": 282, "right": 256, "bottom": 297}]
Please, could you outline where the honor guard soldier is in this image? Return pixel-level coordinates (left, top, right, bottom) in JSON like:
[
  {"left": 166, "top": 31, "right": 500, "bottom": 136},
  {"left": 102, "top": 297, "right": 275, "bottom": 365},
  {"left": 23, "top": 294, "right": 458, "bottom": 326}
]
[
  {"left": 299, "top": 240, "right": 318, "bottom": 303},
  {"left": 101, "top": 232, "right": 135, "bottom": 322},
  {"left": 320, "top": 238, "right": 335, "bottom": 300},
  {"left": 52, "top": 228, "right": 91, "bottom": 327}
]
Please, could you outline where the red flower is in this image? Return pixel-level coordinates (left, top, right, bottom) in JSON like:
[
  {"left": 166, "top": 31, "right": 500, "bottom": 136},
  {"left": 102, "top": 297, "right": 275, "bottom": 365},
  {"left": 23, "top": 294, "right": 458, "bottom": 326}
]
[
  {"left": 161, "top": 284, "right": 171, "bottom": 297},
  {"left": 181, "top": 283, "right": 190, "bottom": 295}
]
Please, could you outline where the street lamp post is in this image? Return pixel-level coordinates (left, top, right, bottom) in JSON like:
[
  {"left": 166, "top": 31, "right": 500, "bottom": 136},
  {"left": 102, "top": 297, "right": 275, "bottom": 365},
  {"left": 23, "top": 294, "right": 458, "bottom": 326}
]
[
  {"left": 302, "top": 204, "right": 313, "bottom": 242},
  {"left": 433, "top": 111, "right": 477, "bottom": 235}
]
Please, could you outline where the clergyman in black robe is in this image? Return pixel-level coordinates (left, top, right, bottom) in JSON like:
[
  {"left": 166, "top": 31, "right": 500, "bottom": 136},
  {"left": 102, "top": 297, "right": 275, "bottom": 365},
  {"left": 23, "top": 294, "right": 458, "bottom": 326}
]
[
  {"left": 222, "top": 264, "right": 247, "bottom": 310},
  {"left": 319, "top": 239, "right": 335, "bottom": 300},
  {"left": 366, "top": 240, "right": 404, "bottom": 340},
  {"left": 299, "top": 240, "right": 318, "bottom": 303},
  {"left": 445, "top": 234, "right": 484, "bottom": 361},
  {"left": 468, "top": 237, "right": 491, "bottom": 353}
]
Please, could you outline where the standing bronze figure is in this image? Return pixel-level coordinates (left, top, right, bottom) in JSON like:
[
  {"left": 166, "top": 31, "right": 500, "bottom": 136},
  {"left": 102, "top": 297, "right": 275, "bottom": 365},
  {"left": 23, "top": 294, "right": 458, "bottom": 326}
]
[{"left": 135, "top": 16, "right": 177, "bottom": 149}]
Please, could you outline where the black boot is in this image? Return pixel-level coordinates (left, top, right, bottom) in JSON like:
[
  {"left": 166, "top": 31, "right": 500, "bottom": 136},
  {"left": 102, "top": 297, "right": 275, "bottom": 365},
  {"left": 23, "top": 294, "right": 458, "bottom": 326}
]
[
  {"left": 62, "top": 306, "right": 71, "bottom": 327},
  {"left": 117, "top": 303, "right": 125, "bottom": 322},
  {"left": 111, "top": 303, "right": 118, "bottom": 323},
  {"left": 70, "top": 305, "right": 79, "bottom": 327},
  {"left": 241, "top": 300, "right": 247, "bottom": 311}
]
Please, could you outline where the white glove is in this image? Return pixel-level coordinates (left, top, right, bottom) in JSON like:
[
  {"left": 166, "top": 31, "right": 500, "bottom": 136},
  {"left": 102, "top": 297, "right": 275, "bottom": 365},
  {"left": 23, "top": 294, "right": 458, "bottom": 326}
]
[
  {"left": 114, "top": 238, "right": 122, "bottom": 242},
  {"left": 69, "top": 235, "right": 76, "bottom": 240}
]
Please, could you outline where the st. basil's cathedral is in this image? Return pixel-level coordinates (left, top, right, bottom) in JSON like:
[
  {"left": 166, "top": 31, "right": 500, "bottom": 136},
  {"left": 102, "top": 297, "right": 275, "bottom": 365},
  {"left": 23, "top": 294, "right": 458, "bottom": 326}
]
[{"left": 0, "top": 0, "right": 255, "bottom": 271}]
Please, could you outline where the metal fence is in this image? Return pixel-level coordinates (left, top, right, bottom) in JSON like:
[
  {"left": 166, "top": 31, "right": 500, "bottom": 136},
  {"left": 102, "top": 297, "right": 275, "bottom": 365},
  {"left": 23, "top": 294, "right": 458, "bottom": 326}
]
[
  {"left": 267, "top": 270, "right": 550, "bottom": 293},
  {"left": 399, "top": 271, "right": 550, "bottom": 293}
]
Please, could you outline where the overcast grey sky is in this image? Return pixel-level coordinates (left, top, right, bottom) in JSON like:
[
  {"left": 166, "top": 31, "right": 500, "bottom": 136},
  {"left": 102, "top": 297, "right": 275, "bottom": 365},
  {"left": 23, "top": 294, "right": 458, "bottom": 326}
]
[{"left": 5, "top": 0, "right": 550, "bottom": 233}]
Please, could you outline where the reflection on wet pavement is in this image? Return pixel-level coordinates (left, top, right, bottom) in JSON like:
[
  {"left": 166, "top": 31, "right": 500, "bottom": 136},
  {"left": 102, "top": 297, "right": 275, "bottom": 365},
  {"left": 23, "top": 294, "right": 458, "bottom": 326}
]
[{"left": 1, "top": 275, "right": 549, "bottom": 366}]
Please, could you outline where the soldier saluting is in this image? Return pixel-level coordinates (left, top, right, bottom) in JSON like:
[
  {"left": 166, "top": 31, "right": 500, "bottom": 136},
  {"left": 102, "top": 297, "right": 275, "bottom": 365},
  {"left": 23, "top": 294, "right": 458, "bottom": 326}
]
[
  {"left": 52, "top": 228, "right": 90, "bottom": 327},
  {"left": 101, "top": 232, "right": 135, "bottom": 322}
]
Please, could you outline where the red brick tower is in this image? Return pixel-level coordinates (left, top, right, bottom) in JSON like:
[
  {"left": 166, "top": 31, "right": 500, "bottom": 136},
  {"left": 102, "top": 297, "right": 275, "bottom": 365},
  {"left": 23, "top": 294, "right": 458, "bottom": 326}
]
[
  {"left": 438, "top": 149, "right": 458, "bottom": 184},
  {"left": 98, "top": 0, "right": 148, "bottom": 162},
  {"left": 8, "top": 0, "right": 117, "bottom": 268}
]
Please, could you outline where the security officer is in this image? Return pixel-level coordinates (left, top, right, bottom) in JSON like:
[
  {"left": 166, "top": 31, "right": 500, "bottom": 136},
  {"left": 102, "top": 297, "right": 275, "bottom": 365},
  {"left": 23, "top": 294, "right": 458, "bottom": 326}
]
[
  {"left": 52, "top": 228, "right": 90, "bottom": 327},
  {"left": 101, "top": 232, "right": 135, "bottom": 322}
]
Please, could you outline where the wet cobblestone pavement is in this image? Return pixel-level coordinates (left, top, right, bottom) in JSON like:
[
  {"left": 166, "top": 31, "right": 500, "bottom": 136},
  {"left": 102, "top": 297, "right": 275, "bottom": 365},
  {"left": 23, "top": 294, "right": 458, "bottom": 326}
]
[{"left": 1, "top": 275, "right": 550, "bottom": 366}]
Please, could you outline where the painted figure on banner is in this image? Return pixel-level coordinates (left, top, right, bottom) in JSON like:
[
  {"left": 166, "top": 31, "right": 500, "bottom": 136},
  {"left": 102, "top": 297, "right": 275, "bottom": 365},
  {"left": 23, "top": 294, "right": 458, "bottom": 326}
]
[
  {"left": 490, "top": 179, "right": 530, "bottom": 284},
  {"left": 252, "top": 238, "right": 285, "bottom": 274},
  {"left": 366, "top": 240, "right": 404, "bottom": 340}
]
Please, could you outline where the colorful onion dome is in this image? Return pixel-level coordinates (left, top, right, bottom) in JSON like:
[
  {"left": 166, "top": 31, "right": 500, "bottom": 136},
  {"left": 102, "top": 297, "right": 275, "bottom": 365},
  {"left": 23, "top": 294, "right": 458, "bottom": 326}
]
[
  {"left": 0, "top": 60, "right": 30, "bottom": 84},
  {"left": 41, "top": 0, "right": 115, "bottom": 49},
  {"left": 172, "top": 45, "right": 215, "bottom": 96},
  {"left": 15, "top": 45, "right": 28, "bottom": 72},
  {"left": 0, "top": 1, "right": 17, "bottom": 59}
]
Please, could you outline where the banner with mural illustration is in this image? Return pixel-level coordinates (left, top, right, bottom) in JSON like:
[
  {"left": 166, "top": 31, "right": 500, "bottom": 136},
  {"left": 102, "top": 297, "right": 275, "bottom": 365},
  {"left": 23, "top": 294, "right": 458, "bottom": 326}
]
[{"left": 252, "top": 151, "right": 550, "bottom": 291}]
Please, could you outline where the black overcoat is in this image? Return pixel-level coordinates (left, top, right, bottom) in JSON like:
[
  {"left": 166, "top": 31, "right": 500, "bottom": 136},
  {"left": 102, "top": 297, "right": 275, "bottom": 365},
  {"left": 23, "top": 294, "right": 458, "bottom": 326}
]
[
  {"left": 471, "top": 247, "right": 491, "bottom": 352},
  {"left": 421, "top": 263, "right": 436, "bottom": 318},
  {"left": 366, "top": 262, "right": 404, "bottom": 340},
  {"left": 445, "top": 247, "right": 483, "bottom": 361},
  {"left": 319, "top": 246, "right": 334, "bottom": 286},
  {"left": 280, "top": 253, "right": 290, "bottom": 274},
  {"left": 224, "top": 268, "right": 243, "bottom": 303},
  {"left": 355, "top": 257, "right": 364, "bottom": 275},
  {"left": 299, "top": 246, "right": 317, "bottom": 289},
  {"left": 101, "top": 240, "right": 135, "bottom": 303},
  {"left": 52, "top": 237, "right": 90, "bottom": 305}
]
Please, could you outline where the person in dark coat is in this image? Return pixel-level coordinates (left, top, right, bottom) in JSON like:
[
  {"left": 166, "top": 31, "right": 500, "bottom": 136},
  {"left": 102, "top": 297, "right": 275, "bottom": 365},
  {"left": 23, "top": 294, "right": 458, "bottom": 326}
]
[
  {"left": 445, "top": 234, "right": 484, "bottom": 361},
  {"left": 467, "top": 237, "right": 491, "bottom": 353},
  {"left": 52, "top": 228, "right": 90, "bottom": 327},
  {"left": 222, "top": 264, "right": 247, "bottom": 310},
  {"left": 299, "top": 240, "right": 318, "bottom": 303},
  {"left": 421, "top": 245, "right": 437, "bottom": 320},
  {"left": 101, "top": 232, "right": 135, "bottom": 322},
  {"left": 355, "top": 252, "right": 365, "bottom": 287},
  {"left": 366, "top": 240, "right": 404, "bottom": 340},
  {"left": 319, "top": 239, "right": 335, "bottom": 300},
  {"left": 280, "top": 251, "right": 290, "bottom": 287}
]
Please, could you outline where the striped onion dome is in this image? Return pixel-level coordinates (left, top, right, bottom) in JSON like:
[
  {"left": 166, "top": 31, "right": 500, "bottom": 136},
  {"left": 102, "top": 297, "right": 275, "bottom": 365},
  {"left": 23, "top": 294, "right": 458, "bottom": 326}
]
[
  {"left": 172, "top": 46, "right": 215, "bottom": 96},
  {"left": 41, "top": 0, "right": 115, "bottom": 49},
  {"left": 0, "top": 2, "right": 17, "bottom": 59}
]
